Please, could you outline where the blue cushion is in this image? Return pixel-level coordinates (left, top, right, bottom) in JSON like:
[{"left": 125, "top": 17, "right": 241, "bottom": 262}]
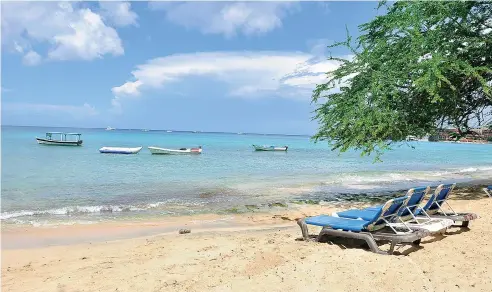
[
  {"left": 488, "top": 186, "right": 492, "bottom": 190},
  {"left": 428, "top": 186, "right": 452, "bottom": 211},
  {"left": 337, "top": 209, "right": 379, "bottom": 221},
  {"left": 304, "top": 215, "right": 369, "bottom": 232}
]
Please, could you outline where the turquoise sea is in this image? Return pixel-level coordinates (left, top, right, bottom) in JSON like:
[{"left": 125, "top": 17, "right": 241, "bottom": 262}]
[{"left": 2, "top": 125, "right": 491, "bottom": 226}]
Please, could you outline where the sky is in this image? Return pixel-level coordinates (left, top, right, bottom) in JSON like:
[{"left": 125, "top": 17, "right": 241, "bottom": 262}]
[{"left": 1, "top": 1, "right": 382, "bottom": 135}]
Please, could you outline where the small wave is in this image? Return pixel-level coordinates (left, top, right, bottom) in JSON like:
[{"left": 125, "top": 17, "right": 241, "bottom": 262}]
[
  {"left": 3, "top": 218, "right": 96, "bottom": 227},
  {"left": 459, "top": 167, "right": 478, "bottom": 173},
  {"left": 31, "top": 220, "right": 96, "bottom": 228},
  {"left": 325, "top": 165, "right": 492, "bottom": 187},
  {"left": 324, "top": 173, "right": 414, "bottom": 186},
  {"left": 1, "top": 199, "right": 206, "bottom": 221},
  {"left": 0, "top": 206, "right": 132, "bottom": 220}
]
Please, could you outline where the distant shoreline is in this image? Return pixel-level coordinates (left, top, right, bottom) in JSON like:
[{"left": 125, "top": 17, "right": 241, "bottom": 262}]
[{"left": 439, "top": 140, "right": 492, "bottom": 145}]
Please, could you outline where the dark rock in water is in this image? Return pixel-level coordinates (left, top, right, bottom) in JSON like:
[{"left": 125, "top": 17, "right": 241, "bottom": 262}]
[
  {"left": 224, "top": 207, "right": 240, "bottom": 214},
  {"left": 198, "top": 192, "right": 214, "bottom": 198},
  {"left": 100, "top": 206, "right": 113, "bottom": 213},
  {"left": 245, "top": 204, "right": 260, "bottom": 210},
  {"left": 179, "top": 229, "right": 191, "bottom": 234},
  {"left": 272, "top": 215, "right": 293, "bottom": 221},
  {"left": 268, "top": 202, "right": 288, "bottom": 208}
]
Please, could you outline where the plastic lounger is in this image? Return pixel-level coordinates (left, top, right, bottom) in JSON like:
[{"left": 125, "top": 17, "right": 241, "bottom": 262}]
[
  {"left": 484, "top": 186, "right": 492, "bottom": 198},
  {"left": 416, "top": 183, "right": 479, "bottom": 227},
  {"left": 344, "top": 187, "right": 429, "bottom": 220},
  {"left": 297, "top": 196, "right": 430, "bottom": 255},
  {"left": 336, "top": 186, "right": 453, "bottom": 234}
]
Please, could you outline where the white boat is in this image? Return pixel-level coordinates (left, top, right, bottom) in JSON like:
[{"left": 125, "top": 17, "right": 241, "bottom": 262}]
[
  {"left": 36, "top": 132, "right": 83, "bottom": 146},
  {"left": 99, "top": 146, "right": 142, "bottom": 154},
  {"left": 106, "top": 126, "right": 115, "bottom": 131},
  {"left": 166, "top": 130, "right": 173, "bottom": 133},
  {"left": 252, "top": 144, "right": 288, "bottom": 151},
  {"left": 148, "top": 146, "right": 202, "bottom": 155}
]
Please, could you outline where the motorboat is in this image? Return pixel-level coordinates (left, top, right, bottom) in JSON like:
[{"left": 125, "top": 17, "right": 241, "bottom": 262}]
[
  {"left": 99, "top": 146, "right": 143, "bottom": 154},
  {"left": 36, "top": 132, "right": 83, "bottom": 146},
  {"left": 252, "top": 145, "right": 288, "bottom": 151},
  {"left": 148, "top": 146, "right": 202, "bottom": 155}
]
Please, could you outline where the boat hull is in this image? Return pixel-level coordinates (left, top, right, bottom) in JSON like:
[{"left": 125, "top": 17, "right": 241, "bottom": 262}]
[
  {"left": 36, "top": 138, "right": 83, "bottom": 146},
  {"left": 148, "top": 146, "right": 202, "bottom": 155},
  {"left": 99, "top": 147, "right": 142, "bottom": 154},
  {"left": 252, "top": 145, "right": 288, "bottom": 151}
]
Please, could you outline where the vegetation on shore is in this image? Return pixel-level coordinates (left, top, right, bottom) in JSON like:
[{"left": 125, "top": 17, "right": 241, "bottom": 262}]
[{"left": 313, "top": 1, "right": 492, "bottom": 159}]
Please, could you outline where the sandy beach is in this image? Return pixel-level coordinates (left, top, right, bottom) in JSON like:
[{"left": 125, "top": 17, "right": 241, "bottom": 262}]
[{"left": 2, "top": 186, "right": 492, "bottom": 292}]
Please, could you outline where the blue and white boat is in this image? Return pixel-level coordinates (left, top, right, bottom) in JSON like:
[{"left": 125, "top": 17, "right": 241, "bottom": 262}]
[
  {"left": 252, "top": 144, "right": 288, "bottom": 151},
  {"left": 99, "top": 146, "right": 142, "bottom": 154}
]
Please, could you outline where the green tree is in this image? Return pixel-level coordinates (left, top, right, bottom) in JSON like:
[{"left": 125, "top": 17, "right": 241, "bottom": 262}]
[{"left": 312, "top": 1, "right": 492, "bottom": 159}]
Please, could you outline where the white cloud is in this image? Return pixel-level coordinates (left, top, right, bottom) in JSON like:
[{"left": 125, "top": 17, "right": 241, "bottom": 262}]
[
  {"left": 48, "top": 9, "right": 124, "bottom": 61},
  {"left": 22, "top": 50, "right": 42, "bottom": 66},
  {"left": 149, "top": 2, "right": 298, "bottom": 37},
  {"left": 99, "top": 1, "right": 138, "bottom": 27},
  {"left": 14, "top": 42, "right": 24, "bottom": 53},
  {"left": 111, "top": 51, "right": 348, "bottom": 109},
  {"left": 1, "top": 2, "right": 127, "bottom": 63},
  {"left": 3, "top": 102, "right": 98, "bottom": 117}
]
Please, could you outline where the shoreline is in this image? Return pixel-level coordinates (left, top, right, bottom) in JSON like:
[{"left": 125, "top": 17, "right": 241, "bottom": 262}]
[
  {"left": 2, "top": 181, "right": 490, "bottom": 250},
  {"left": 2, "top": 176, "right": 491, "bottom": 227},
  {"left": 2, "top": 193, "right": 492, "bottom": 292}
]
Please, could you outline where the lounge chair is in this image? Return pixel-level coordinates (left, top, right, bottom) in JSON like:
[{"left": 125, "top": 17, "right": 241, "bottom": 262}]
[
  {"left": 297, "top": 196, "right": 430, "bottom": 255},
  {"left": 484, "top": 186, "right": 492, "bottom": 198},
  {"left": 335, "top": 187, "right": 453, "bottom": 234},
  {"left": 416, "top": 183, "right": 479, "bottom": 227}
]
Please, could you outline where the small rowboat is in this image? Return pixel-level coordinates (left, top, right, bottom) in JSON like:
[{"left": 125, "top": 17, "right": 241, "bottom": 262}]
[
  {"left": 148, "top": 146, "right": 202, "bottom": 155},
  {"left": 99, "top": 146, "right": 142, "bottom": 154},
  {"left": 252, "top": 144, "right": 288, "bottom": 151}
]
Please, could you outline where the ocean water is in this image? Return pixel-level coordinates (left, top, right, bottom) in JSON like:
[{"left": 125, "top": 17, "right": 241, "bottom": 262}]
[{"left": 2, "top": 125, "right": 491, "bottom": 226}]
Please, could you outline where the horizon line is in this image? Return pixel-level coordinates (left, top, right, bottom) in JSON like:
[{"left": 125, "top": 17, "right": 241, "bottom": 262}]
[{"left": 1, "top": 124, "right": 314, "bottom": 137}]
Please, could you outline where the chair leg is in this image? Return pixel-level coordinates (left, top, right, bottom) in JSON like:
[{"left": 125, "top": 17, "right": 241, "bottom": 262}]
[
  {"left": 297, "top": 219, "right": 311, "bottom": 241},
  {"left": 388, "top": 241, "right": 397, "bottom": 255},
  {"left": 318, "top": 229, "right": 388, "bottom": 255},
  {"left": 484, "top": 188, "right": 492, "bottom": 198}
]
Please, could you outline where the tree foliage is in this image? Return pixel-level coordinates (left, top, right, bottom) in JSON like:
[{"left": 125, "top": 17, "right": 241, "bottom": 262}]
[{"left": 312, "top": 1, "right": 492, "bottom": 158}]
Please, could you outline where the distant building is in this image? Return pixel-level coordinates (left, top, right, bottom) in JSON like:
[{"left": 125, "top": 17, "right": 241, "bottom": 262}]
[{"left": 433, "top": 127, "right": 492, "bottom": 142}]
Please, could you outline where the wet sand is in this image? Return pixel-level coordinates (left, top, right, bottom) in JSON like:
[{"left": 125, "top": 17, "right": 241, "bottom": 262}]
[{"left": 2, "top": 186, "right": 492, "bottom": 292}]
